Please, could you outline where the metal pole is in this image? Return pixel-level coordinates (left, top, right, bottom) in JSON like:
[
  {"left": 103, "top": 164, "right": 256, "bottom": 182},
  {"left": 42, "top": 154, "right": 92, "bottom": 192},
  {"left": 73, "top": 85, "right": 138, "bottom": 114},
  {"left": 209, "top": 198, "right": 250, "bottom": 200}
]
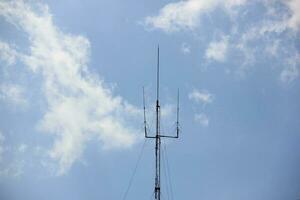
[{"left": 155, "top": 46, "right": 161, "bottom": 200}]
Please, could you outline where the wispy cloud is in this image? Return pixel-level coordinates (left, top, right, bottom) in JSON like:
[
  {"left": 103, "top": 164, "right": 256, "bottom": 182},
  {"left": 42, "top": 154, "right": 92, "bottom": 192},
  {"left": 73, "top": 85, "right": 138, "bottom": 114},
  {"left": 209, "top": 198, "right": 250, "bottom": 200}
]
[
  {"left": 280, "top": 53, "right": 300, "bottom": 84},
  {"left": 144, "top": 0, "right": 247, "bottom": 32},
  {"left": 144, "top": 0, "right": 299, "bottom": 33},
  {"left": 189, "top": 89, "right": 214, "bottom": 127},
  {"left": 0, "top": 131, "right": 4, "bottom": 162},
  {"left": 0, "top": 131, "right": 24, "bottom": 178},
  {"left": 144, "top": 0, "right": 300, "bottom": 83},
  {"left": 0, "top": 41, "right": 18, "bottom": 66},
  {"left": 284, "top": 0, "right": 300, "bottom": 31},
  {"left": 194, "top": 113, "right": 209, "bottom": 127},
  {"left": 189, "top": 89, "right": 214, "bottom": 105},
  {"left": 0, "top": 84, "right": 28, "bottom": 108},
  {"left": 205, "top": 36, "right": 228, "bottom": 62},
  {"left": 18, "top": 144, "right": 28, "bottom": 153},
  {"left": 0, "top": 160, "right": 24, "bottom": 178},
  {"left": 0, "top": 0, "right": 141, "bottom": 175},
  {"left": 181, "top": 43, "right": 191, "bottom": 54}
]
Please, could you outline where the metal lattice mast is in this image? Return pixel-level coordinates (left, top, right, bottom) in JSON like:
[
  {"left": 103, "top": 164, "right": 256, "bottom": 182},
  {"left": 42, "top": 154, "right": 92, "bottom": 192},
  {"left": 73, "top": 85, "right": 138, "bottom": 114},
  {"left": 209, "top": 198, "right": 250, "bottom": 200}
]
[{"left": 143, "top": 46, "right": 180, "bottom": 200}]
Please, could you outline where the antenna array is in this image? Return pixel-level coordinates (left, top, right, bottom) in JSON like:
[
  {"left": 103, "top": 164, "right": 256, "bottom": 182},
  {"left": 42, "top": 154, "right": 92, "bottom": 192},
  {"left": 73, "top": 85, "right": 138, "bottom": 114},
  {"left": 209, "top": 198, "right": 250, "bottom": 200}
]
[{"left": 143, "top": 46, "right": 180, "bottom": 200}]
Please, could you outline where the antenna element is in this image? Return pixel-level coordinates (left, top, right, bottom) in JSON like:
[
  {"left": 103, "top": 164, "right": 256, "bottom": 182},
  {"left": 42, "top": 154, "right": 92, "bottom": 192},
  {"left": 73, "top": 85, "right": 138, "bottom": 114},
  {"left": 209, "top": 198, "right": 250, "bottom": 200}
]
[{"left": 143, "top": 46, "right": 180, "bottom": 200}]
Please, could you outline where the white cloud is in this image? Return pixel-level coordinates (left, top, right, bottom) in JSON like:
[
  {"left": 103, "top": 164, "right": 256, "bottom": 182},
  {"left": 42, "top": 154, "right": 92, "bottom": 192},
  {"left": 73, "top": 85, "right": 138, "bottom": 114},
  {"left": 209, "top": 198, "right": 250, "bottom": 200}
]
[
  {"left": 18, "top": 144, "right": 27, "bottom": 153},
  {"left": 0, "top": 132, "right": 4, "bottom": 162},
  {"left": 0, "top": 160, "right": 24, "bottom": 178},
  {"left": 160, "top": 103, "right": 175, "bottom": 118},
  {"left": 144, "top": 0, "right": 299, "bottom": 33},
  {"left": 265, "top": 40, "right": 280, "bottom": 56},
  {"left": 189, "top": 89, "right": 214, "bottom": 104},
  {"left": 181, "top": 43, "right": 191, "bottom": 54},
  {"left": 0, "top": 84, "right": 28, "bottom": 107},
  {"left": 205, "top": 36, "right": 228, "bottom": 62},
  {"left": 144, "top": 0, "right": 300, "bottom": 83},
  {"left": 144, "top": 0, "right": 247, "bottom": 32},
  {"left": 280, "top": 65, "right": 299, "bottom": 83},
  {"left": 0, "top": 41, "right": 18, "bottom": 66},
  {"left": 0, "top": 1, "right": 141, "bottom": 175},
  {"left": 236, "top": 9, "right": 300, "bottom": 82},
  {"left": 0, "top": 131, "right": 24, "bottom": 178},
  {"left": 280, "top": 53, "right": 300, "bottom": 84},
  {"left": 189, "top": 89, "right": 214, "bottom": 127},
  {"left": 194, "top": 113, "right": 209, "bottom": 127},
  {"left": 284, "top": 0, "right": 300, "bottom": 31}
]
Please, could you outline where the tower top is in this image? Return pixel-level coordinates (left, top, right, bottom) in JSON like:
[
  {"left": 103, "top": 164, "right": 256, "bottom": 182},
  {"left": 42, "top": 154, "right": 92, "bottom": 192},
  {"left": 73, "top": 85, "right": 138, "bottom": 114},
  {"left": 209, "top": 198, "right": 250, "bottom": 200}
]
[{"left": 143, "top": 47, "right": 180, "bottom": 200}]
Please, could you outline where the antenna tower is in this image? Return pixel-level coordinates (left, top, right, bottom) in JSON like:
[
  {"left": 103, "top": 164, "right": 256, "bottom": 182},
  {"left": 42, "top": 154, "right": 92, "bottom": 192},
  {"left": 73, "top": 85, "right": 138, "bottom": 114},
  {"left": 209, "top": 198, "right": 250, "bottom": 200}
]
[{"left": 143, "top": 46, "right": 180, "bottom": 200}]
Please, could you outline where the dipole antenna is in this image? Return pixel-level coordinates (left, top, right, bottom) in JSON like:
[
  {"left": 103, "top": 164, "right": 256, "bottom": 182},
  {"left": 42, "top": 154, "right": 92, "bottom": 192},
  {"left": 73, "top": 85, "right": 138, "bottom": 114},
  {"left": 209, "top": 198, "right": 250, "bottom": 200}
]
[{"left": 143, "top": 46, "right": 180, "bottom": 200}]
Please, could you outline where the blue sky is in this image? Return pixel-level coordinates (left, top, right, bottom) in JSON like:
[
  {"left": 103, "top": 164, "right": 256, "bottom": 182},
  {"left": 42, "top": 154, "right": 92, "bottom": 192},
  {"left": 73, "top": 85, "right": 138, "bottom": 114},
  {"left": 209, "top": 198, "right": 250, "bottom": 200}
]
[{"left": 0, "top": 0, "right": 300, "bottom": 199}]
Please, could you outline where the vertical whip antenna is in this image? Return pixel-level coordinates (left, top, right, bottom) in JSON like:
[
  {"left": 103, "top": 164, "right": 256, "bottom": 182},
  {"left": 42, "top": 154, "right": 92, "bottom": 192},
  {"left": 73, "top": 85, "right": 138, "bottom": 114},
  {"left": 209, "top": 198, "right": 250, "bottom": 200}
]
[
  {"left": 143, "top": 46, "right": 181, "bottom": 200},
  {"left": 176, "top": 89, "right": 180, "bottom": 138},
  {"left": 143, "top": 87, "right": 148, "bottom": 138},
  {"left": 157, "top": 45, "right": 160, "bottom": 102}
]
